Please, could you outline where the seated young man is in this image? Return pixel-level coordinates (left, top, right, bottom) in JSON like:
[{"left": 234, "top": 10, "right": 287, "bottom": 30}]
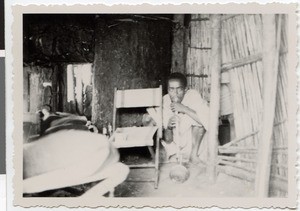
[{"left": 162, "top": 72, "right": 209, "bottom": 163}]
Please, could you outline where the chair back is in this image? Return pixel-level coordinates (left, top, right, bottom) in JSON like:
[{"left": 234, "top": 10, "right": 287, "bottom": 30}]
[
  {"left": 113, "top": 85, "right": 163, "bottom": 135},
  {"left": 114, "top": 86, "right": 162, "bottom": 108}
]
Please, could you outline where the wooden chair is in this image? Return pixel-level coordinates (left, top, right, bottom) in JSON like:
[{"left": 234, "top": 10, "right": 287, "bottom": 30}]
[{"left": 111, "top": 85, "right": 163, "bottom": 188}]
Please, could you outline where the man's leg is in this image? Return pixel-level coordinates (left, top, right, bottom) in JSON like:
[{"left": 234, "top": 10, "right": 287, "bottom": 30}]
[
  {"left": 162, "top": 128, "right": 177, "bottom": 161},
  {"left": 163, "top": 128, "right": 173, "bottom": 143},
  {"left": 190, "top": 126, "right": 206, "bottom": 163}
]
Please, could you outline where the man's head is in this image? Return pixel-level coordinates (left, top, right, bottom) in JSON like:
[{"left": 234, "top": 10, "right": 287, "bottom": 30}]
[{"left": 167, "top": 72, "right": 188, "bottom": 103}]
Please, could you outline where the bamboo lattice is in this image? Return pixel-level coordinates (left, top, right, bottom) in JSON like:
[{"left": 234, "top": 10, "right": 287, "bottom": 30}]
[
  {"left": 175, "top": 14, "right": 288, "bottom": 195},
  {"left": 217, "top": 14, "right": 288, "bottom": 196},
  {"left": 186, "top": 14, "right": 211, "bottom": 102}
]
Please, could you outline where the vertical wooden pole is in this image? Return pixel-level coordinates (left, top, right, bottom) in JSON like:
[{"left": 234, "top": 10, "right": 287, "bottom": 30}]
[
  {"left": 171, "top": 14, "right": 186, "bottom": 74},
  {"left": 23, "top": 67, "right": 29, "bottom": 113},
  {"left": 255, "top": 15, "right": 282, "bottom": 197},
  {"left": 92, "top": 18, "right": 106, "bottom": 129},
  {"left": 29, "top": 68, "right": 43, "bottom": 114},
  {"left": 207, "top": 14, "right": 222, "bottom": 183},
  {"left": 62, "top": 65, "right": 69, "bottom": 112},
  {"left": 51, "top": 64, "right": 58, "bottom": 112}
]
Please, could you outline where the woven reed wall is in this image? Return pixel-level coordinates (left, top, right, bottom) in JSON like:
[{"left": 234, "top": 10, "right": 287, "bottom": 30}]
[
  {"left": 186, "top": 14, "right": 211, "bottom": 102},
  {"left": 172, "top": 14, "right": 288, "bottom": 195},
  {"left": 217, "top": 14, "right": 288, "bottom": 196},
  {"left": 219, "top": 14, "right": 263, "bottom": 170},
  {"left": 269, "top": 14, "right": 288, "bottom": 196}
]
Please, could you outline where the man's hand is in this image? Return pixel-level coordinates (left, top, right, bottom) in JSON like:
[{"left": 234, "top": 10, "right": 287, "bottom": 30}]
[
  {"left": 170, "top": 102, "right": 188, "bottom": 114},
  {"left": 167, "top": 115, "right": 179, "bottom": 129}
]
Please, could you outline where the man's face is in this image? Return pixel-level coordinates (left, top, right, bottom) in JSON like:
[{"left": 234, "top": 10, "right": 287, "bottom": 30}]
[{"left": 168, "top": 79, "right": 186, "bottom": 103}]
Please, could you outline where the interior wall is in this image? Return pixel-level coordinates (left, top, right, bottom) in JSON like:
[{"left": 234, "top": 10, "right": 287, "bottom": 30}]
[
  {"left": 23, "top": 15, "right": 97, "bottom": 131},
  {"left": 23, "top": 64, "right": 68, "bottom": 120},
  {"left": 23, "top": 65, "right": 53, "bottom": 140},
  {"left": 23, "top": 66, "right": 51, "bottom": 122},
  {"left": 171, "top": 14, "right": 188, "bottom": 74},
  {"left": 92, "top": 17, "right": 172, "bottom": 129}
]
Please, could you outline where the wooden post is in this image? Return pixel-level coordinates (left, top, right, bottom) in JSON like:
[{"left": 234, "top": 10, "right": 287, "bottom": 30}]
[
  {"left": 51, "top": 64, "right": 59, "bottom": 112},
  {"left": 255, "top": 15, "right": 282, "bottom": 197},
  {"left": 29, "top": 67, "right": 43, "bottom": 113},
  {"left": 92, "top": 18, "right": 106, "bottom": 129},
  {"left": 207, "top": 14, "right": 222, "bottom": 183},
  {"left": 171, "top": 15, "right": 186, "bottom": 74}
]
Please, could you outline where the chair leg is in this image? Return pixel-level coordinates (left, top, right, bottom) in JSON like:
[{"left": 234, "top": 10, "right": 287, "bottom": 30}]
[
  {"left": 154, "top": 137, "right": 160, "bottom": 189},
  {"left": 147, "top": 146, "right": 155, "bottom": 159},
  {"left": 154, "top": 169, "right": 159, "bottom": 189}
]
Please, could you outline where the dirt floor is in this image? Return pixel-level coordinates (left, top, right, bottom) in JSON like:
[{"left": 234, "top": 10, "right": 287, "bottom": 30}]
[
  {"left": 114, "top": 162, "right": 254, "bottom": 198},
  {"left": 114, "top": 146, "right": 255, "bottom": 198}
]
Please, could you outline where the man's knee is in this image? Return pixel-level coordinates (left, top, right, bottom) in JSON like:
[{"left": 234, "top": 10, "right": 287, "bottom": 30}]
[
  {"left": 192, "top": 126, "right": 205, "bottom": 136},
  {"left": 192, "top": 126, "right": 205, "bottom": 144}
]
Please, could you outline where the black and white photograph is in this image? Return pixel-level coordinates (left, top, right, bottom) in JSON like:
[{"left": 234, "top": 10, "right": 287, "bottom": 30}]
[{"left": 10, "top": 4, "right": 297, "bottom": 208}]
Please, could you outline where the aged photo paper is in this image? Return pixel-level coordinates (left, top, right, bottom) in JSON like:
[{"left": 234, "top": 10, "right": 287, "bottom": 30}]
[{"left": 10, "top": 3, "right": 297, "bottom": 208}]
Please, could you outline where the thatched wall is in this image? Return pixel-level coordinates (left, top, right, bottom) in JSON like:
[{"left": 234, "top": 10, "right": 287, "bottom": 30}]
[
  {"left": 92, "top": 16, "right": 172, "bottom": 129},
  {"left": 173, "top": 14, "right": 288, "bottom": 196},
  {"left": 23, "top": 66, "right": 53, "bottom": 120},
  {"left": 269, "top": 14, "right": 288, "bottom": 196},
  {"left": 217, "top": 14, "right": 288, "bottom": 196},
  {"left": 186, "top": 14, "right": 211, "bottom": 102}
]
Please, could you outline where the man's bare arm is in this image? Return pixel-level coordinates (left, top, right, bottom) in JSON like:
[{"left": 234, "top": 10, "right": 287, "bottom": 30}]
[
  {"left": 163, "top": 128, "right": 173, "bottom": 143},
  {"left": 183, "top": 106, "right": 203, "bottom": 125},
  {"left": 171, "top": 102, "right": 202, "bottom": 126}
]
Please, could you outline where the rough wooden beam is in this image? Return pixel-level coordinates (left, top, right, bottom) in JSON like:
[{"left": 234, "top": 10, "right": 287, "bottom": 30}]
[
  {"left": 188, "top": 46, "right": 212, "bottom": 50},
  {"left": 51, "top": 65, "right": 59, "bottom": 112},
  {"left": 207, "top": 14, "right": 222, "bottom": 183},
  {"left": 221, "top": 14, "right": 242, "bottom": 22},
  {"left": 218, "top": 155, "right": 256, "bottom": 163},
  {"left": 220, "top": 130, "right": 259, "bottom": 148},
  {"left": 171, "top": 15, "right": 186, "bottom": 73},
  {"left": 190, "top": 17, "right": 210, "bottom": 22},
  {"left": 218, "top": 160, "right": 256, "bottom": 173},
  {"left": 255, "top": 14, "right": 282, "bottom": 197},
  {"left": 221, "top": 53, "right": 262, "bottom": 71},
  {"left": 221, "top": 48, "right": 287, "bottom": 72},
  {"left": 186, "top": 73, "right": 208, "bottom": 78},
  {"left": 219, "top": 147, "right": 257, "bottom": 154},
  {"left": 92, "top": 18, "right": 106, "bottom": 129}
]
